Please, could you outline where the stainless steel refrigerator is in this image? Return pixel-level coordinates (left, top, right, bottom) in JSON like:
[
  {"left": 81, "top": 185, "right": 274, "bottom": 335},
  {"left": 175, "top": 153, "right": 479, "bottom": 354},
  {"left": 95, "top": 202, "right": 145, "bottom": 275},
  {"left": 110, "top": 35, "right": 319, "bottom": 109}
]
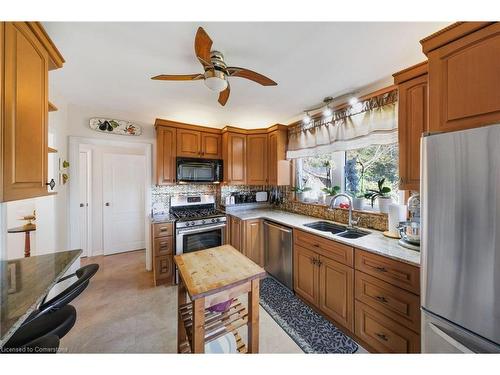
[{"left": 421, "top": 124, "right": 500, "bottom": 353}]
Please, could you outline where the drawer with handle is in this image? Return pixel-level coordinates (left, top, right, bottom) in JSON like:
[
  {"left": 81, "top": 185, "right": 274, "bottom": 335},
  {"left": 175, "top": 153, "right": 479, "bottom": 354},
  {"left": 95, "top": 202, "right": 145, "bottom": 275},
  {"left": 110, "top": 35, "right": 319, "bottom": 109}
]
[
  {"left": 154, "top": 237, "right": 173, "bottom": 256},
  {"left": 355, "top": 271, "right": 420, "bottom": 332},
  {"left": 355, "top": 301, "right": 420, "bottom": 353},
  {"left": 294, "top": 229, "right": 353, "bottom": 266},
  {"left": 354, "top": 249, "right": 420, "bottom": 294},
  {"left": 153, "top": 222, "right": 173, "bottom": 238}
]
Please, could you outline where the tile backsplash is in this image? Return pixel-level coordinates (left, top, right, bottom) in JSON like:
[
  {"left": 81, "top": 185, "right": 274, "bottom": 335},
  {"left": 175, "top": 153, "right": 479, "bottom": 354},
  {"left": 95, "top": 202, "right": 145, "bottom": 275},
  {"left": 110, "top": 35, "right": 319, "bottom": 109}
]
[{"left": 151, "top": 184, "right": 388, "bottom": 231}]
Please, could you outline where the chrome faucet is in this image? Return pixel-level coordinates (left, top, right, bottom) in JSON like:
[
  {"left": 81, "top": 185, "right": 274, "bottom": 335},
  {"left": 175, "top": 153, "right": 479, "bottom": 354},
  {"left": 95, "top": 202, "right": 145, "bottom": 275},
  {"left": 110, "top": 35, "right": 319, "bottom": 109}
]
[{"left": 329, "top": 193, "right": 359, "bottom": 229}]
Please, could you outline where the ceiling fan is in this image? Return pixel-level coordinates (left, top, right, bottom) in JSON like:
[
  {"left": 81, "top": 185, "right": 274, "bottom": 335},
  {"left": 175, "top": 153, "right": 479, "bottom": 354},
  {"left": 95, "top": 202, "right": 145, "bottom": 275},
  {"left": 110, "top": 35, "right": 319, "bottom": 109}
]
[{"left": 151, "top": 27, "right": 277, "bottom": 106}]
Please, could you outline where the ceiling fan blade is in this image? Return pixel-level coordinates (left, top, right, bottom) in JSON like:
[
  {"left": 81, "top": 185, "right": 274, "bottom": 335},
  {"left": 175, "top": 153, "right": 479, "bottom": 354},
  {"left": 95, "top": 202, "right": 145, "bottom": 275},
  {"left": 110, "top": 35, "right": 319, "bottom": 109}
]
[
  {"left": 195, "top": 27, "right": 213, "bottom": 68},
  {"left": 151, "top": 74, "right": 204, "bottom": 81},
  {"left": 218, "top": 83, "right": 230, "bottom": 106},
  {"left": 226, "top": 67, "right": 277, "bottom": 86}
]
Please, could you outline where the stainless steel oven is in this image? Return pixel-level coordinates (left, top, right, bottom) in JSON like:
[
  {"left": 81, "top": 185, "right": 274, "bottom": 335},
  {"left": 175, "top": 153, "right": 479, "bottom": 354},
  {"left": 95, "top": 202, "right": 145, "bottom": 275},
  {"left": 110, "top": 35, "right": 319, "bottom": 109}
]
[{"left": 176, "top": 221, "right": 226, "bottom": 255}]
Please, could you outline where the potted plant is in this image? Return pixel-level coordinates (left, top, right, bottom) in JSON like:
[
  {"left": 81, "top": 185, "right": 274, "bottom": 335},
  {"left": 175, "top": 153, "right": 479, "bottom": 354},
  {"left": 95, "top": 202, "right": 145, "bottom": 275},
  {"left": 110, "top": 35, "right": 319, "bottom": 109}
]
[
  {"left": 291, "top": 186, "right": 311, "bottom": 202},
  {"left": 321, "top": 185, "right": 340, "bottom": 206},
  {"left": 345, "top": 158, "right": 365, "bottom": 210},
  {"left": 364, "top": 178, "right": 393, "bottom": 213}
]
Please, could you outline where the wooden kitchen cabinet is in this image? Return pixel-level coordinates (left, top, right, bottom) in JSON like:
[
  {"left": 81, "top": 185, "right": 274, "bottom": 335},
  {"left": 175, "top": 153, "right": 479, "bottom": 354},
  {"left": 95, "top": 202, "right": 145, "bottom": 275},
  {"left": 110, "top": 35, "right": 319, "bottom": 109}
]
[
  {"left": 176, "top": 129, "right": 201, "bottom": 157},
  {"left": 222, "top": 132, "right": 247, "bottom": 185},
  {"left": 152, "top": 222, "right": 174, "bottom": 286},
  {"left": 228, "top": 215, "right": 243, "bottom": 251},
  {"left": 421, "top": 22, "right": 500, "bottom": 133},
  {"left": 318, "top": 255, "right": 354, "bottom": 331},
  {"left": 293, "top": 245, "right": 319, "bottom": 306},
  {"left": 242, "top": 219, "right": 264, "bottom": 266},
  {"left": 393, "top": 62, "right": 428, "bottom": 191},
  {"left": 156, "top": 126, "right": 177, "bottom": 185},
  {"left": 355, "top": 301, "right": 420, "bottom": 353},
  {"left": 201, "top": 132, "right": 222, "bottom": 158},
  {"left": 1, "top": 22, "right": 64, "bottom": 202},
  {"left": 267, "top": 126, "right": 288, "bottom": 185},
  {"left": 177, "top": 128, "right": 222, "bottom": 159},
  {"left": 246, "top": 134, "right": 268, "bottom": 185}
]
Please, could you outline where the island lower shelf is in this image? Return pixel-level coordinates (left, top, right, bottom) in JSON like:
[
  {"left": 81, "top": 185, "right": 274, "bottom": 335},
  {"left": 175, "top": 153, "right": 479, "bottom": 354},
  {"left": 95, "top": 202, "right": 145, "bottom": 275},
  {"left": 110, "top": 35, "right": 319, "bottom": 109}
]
[{"left": 178, "top": 298, "right": 248, "bottom": 353}]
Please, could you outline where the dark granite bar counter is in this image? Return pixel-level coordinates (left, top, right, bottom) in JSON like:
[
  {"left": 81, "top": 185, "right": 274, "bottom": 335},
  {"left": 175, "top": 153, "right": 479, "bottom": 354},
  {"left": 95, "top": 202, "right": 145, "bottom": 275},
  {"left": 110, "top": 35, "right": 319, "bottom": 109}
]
[{"left": 0, "top": 249, "right": 82, "bottom": 347}]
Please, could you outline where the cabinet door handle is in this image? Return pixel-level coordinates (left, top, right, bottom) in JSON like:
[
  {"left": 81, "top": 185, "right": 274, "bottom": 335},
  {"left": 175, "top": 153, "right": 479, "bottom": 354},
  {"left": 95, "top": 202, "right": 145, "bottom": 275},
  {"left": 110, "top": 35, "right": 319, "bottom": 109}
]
[
  {"left": 310, "top": 257, "right": 316, "bottom": 265},
  {"left": 375, "top": 266, "right": 387, "bottom": 272},
  {"left": 159, "top": 227, "right": 168, "bottom": 232},
  {"left": 375, "top": 333, "right": 388, "bottom": 341},
  {"left": 375, "top": 295, "right": 388, "bottom": 303},
  {"left": 46, "top": 179, "right": 56, "bottom": 190},
  {"left": 313, "top": 243, "right": 320, "bottom": 248},
  {"left": 105, "top": 202, "right": 110, "bottom": 207},
  {"left": 317, "top": 259, "right": 322, "bottom": 267}
]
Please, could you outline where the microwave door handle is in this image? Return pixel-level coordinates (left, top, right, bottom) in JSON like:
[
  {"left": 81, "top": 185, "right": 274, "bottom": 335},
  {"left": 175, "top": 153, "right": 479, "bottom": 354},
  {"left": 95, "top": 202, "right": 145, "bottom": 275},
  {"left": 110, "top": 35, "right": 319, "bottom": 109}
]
[{"left": 177, "top": 223, "right": 227, "bottom": 235}]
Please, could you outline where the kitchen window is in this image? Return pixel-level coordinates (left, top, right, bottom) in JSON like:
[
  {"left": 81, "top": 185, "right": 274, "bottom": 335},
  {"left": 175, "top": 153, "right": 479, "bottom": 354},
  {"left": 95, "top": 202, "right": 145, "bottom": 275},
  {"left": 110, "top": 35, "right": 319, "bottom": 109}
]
[{"left": 294, "top": 143, "right": 400, "bottom": 208}]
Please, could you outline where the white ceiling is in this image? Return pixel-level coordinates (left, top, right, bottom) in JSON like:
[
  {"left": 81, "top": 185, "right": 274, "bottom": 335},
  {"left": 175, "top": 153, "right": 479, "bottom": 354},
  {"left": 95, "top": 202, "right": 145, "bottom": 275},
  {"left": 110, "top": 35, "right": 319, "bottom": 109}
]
[{"left": 43, "top": 22, "right": 449, "bottom": 129}]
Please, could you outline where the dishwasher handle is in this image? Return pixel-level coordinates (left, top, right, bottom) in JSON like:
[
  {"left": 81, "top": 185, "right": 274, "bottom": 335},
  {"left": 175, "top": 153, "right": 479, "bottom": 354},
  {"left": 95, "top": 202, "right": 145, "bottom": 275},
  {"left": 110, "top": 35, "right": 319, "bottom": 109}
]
[{"left": 263, "top": 221, "right": 292, "bottom": 234}]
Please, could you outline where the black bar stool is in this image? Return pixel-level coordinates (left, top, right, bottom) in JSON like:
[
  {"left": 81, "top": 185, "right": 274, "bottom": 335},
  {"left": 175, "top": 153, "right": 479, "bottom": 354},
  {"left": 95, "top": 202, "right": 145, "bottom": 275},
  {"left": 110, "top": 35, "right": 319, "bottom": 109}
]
[{"left": 2, "top": 263, "right": 99, "bottom": 352}]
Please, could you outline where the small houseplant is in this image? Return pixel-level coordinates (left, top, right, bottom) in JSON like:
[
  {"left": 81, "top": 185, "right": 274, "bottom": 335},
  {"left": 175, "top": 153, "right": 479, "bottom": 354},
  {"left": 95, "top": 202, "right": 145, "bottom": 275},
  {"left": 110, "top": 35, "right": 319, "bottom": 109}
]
[
  {"left": 364, "top": 178, "right": 393, "bottom": 213},
  {"left": 321, "top": 185, "right": 340, "bottom": 206},
  {"left": 291, "top": 186, "right": 312, "bottom": 202},
  {"left": 345, "top": 158, "right": 365, "bottom": 210}
]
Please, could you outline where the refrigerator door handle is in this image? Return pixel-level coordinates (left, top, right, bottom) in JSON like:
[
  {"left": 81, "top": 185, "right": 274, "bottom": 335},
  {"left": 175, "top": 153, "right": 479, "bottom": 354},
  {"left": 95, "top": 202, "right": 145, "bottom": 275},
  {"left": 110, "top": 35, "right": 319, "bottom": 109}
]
[{"left": 428, "top": 323, "right": 475, "bottom": 353}]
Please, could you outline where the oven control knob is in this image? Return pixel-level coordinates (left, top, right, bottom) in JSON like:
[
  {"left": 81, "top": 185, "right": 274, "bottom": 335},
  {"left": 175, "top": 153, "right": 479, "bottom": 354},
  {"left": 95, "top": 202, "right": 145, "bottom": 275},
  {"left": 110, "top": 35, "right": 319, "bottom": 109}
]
[
  {"left": 216, "top": 218, "right": 220, "bottom": 222},
  {"left": 211, "top": 218, "right": 216, "bottom": 223},
  {"left": 202, "top": 220, "right": 206, "bottom": 224},
  {"left": 190, "top": 221, "right": 195, "bottom": 226}
]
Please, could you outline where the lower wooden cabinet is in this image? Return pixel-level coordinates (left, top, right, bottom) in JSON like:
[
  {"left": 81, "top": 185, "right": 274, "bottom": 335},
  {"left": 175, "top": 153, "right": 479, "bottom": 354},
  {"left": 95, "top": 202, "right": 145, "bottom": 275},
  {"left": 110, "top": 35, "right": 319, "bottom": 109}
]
[
  {"left": 242, "top": 218, "right": 264, "bottom": 266},
  {"left": 355, "top": 301, "right": 420, "bottom": 353},
  {"left": 155, "top": 255, "right": 174, "bottom": 284},
  {"left": 151, "top": 222, "right": 174, "bottom": 286},
  {"left": 293, "top": 245, "right": 319, "bottom": 306},
  {"left": 293, "top": 243, "right": 353, "bottom": 331},
  {"left": 319, "top": 256, "right": 354, "bottom": 331},
  {"left": 292, "top": 229, "right": 422, "bottom": 353},
  {"left": 228, "top": 215, "right": 242, "bottom": 251}
]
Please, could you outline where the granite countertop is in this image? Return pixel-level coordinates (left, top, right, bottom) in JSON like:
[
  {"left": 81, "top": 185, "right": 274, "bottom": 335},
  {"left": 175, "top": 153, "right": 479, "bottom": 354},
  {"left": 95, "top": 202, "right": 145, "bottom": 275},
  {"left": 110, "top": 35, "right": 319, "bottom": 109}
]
[
  {"left": 0, "top": 249, "right": 82, "bottom": 347},
  {"left": 225, "top": 208, "right": 420, "bottom": 267}
]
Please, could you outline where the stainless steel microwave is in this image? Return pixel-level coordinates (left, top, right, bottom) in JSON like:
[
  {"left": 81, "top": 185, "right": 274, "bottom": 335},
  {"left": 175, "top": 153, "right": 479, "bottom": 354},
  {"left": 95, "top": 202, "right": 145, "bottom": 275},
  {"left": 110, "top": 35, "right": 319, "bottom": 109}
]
[{"left": 176, "top": 157, "right": 223, "bottom": 183}]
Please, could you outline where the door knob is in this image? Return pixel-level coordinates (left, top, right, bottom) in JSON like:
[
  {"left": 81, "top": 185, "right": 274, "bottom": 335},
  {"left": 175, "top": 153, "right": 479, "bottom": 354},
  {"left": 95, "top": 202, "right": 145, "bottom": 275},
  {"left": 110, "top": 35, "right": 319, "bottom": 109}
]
[
  {"left": 80, "top": 203, "right": 84, "bottom": 207},
  {"left": 105, "top": 202, "right": 110, "bottom": 206}
]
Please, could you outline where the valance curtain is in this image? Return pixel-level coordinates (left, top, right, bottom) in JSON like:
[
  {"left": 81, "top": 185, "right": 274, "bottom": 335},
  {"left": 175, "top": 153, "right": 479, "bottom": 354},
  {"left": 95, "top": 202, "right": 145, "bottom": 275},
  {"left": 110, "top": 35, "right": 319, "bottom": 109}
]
[{"left": 287, "top": 89, "right": 398, "bottom": 159}]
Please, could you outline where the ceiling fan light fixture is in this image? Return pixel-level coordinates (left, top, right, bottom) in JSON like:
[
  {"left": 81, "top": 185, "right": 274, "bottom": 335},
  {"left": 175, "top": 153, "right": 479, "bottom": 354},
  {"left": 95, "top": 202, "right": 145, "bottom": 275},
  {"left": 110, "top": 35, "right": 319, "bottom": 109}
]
[{"left": 204, "top": 70, "right": 228, "bottom": 92}]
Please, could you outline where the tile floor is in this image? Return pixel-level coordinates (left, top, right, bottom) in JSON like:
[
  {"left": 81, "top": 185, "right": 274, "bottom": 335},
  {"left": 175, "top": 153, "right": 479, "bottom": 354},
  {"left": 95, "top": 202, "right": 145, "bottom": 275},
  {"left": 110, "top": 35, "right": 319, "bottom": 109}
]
[{"left": 61, "top": 250, "right": 303, "bottom": 353}]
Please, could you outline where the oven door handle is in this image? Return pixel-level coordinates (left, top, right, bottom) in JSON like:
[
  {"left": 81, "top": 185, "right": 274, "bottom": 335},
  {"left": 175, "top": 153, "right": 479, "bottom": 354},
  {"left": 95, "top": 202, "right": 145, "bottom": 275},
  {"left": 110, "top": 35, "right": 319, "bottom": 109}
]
[{"left": 176, "top": 223, "right": 227, "bottom": 235}]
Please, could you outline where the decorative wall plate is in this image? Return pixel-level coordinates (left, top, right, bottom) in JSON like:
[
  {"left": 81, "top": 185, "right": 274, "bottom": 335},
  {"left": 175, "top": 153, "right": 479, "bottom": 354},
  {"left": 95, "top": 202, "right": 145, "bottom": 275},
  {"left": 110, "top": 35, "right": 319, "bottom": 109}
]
[{"left": 89, "top": 118, "right": 142, "bottom": 136}]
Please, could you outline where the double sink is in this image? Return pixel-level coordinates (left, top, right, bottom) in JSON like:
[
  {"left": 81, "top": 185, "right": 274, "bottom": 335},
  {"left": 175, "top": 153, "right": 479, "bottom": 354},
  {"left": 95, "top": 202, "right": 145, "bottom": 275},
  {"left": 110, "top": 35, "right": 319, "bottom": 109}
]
[{"left": 303, "top": 221, "right": 369, "bottom": 239}]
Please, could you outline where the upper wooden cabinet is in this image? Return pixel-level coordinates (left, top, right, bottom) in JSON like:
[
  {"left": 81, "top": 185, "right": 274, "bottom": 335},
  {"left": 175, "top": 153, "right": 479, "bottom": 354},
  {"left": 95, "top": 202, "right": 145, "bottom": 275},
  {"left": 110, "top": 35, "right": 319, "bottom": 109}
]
[
  {"left": 246, "top": 134, "right": 268, "bottom": 185},
  {"left": 176, "top": 129, "right": 222, "bottom": 159},
  {"left": 222, "top": 132, "right": 247, "bottom": 185},
  {"left": 421, "top": 22, "right": 500, "bottom": 133},
  {"left": 156, "top": 126, "right": 177, "bottom": 185},
  {"left": 1, "top": 22, "right": 64, "bottom": 202},
  {"left": 393, "top": 62, "right": 428, "bottom": 191},
  {"left": 202, "top": 132, "right": 222, "bottom": 159},
  {"left": 267, "top": 126, "right": 288, "bottom": 185}
]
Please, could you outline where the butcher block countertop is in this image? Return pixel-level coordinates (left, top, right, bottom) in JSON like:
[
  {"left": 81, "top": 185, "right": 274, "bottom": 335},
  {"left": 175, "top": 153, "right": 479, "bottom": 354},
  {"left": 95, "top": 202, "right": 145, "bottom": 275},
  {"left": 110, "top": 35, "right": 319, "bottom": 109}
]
[
  {"left": 174, "top": 245, "right": 266, "bottom": 300},
  {"left": 225, "top": 208, "right": 420, "bottom": 266}
]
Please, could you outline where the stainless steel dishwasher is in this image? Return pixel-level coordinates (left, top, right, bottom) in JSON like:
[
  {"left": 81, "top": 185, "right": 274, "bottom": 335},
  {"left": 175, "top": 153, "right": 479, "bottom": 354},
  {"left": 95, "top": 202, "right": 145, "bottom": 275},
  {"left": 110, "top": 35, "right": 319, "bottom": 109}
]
[{"left": 263, "top": 220, "right": 293, "bottom": 290}]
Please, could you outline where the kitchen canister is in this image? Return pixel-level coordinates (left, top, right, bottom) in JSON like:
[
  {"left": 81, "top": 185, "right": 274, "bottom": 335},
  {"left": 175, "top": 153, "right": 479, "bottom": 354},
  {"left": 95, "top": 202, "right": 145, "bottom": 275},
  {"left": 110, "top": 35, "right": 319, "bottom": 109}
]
[{"left": 387, "top": 203, "right": 407, "bottom": 237}]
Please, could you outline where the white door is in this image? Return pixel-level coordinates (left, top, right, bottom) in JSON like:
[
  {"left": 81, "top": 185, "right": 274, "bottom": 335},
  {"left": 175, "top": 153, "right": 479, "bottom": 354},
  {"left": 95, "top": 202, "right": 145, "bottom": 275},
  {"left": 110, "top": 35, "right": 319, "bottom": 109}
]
[
  {"left": 102, "top": 153, "right": 145, "bottom": 255},
  {"left": 78, "top": 151, "right": 90, "bottom": 257}
]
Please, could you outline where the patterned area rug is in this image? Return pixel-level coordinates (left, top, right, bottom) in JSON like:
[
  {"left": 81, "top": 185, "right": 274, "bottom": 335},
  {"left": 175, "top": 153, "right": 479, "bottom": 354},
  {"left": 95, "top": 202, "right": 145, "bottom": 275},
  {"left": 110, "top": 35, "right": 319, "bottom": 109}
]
[{"left": 259, "top": 277, "right": 359, "bottom": 353}]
